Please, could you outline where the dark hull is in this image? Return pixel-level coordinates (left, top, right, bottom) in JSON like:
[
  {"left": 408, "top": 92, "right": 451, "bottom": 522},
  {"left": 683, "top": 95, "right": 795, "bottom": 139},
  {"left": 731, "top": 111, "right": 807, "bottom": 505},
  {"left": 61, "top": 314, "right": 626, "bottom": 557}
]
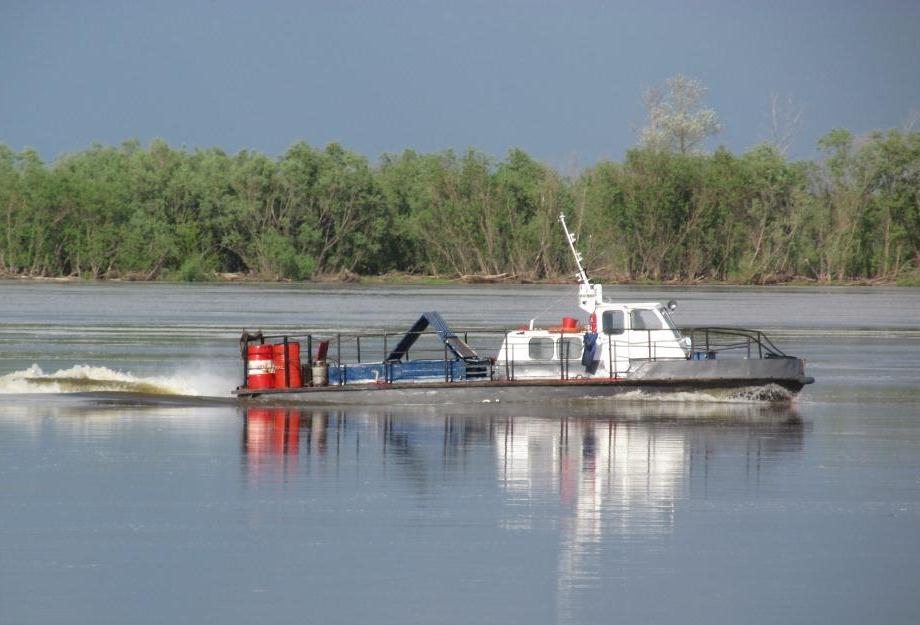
[{"left": 235, "top": 358, "right": 813, "bottom": 406}]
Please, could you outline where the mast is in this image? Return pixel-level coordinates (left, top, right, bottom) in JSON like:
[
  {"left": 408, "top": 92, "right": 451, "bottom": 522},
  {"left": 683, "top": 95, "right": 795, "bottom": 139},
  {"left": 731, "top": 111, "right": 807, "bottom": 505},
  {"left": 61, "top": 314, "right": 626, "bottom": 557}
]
[
  {"left": 558, "top": 213, "right": 603, "bottom": 312},
  {"left": 559, "top": 213, "right": 590, "bottom": 286}
]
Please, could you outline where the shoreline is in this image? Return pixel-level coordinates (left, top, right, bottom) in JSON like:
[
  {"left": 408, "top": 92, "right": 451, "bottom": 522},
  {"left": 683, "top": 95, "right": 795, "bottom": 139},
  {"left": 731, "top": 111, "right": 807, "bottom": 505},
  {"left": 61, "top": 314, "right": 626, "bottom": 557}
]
[{"left": 1, "top": 271, "right": 915, "bottom": 288}]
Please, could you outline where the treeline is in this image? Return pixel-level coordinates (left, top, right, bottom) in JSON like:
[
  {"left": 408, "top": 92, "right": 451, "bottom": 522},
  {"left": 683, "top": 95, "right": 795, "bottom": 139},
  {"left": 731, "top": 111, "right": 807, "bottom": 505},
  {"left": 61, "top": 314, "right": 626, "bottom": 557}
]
[{"left": 0, "top": 130, "right": 918, "bottom": 283}]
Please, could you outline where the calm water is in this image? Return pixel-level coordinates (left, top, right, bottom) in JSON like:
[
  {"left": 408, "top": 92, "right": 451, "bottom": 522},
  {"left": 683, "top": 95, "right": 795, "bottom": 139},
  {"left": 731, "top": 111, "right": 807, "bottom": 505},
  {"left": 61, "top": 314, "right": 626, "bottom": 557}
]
[{"left": 1, "top": 282, "right": 919, "bottom": 625}]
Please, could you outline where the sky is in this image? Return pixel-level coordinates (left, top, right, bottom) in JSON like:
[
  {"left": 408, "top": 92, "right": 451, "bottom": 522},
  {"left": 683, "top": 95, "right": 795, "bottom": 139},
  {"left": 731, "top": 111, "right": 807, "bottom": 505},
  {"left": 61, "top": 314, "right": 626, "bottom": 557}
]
[{"left": 1, "top": 0, "right": 918, "bottom": 168}]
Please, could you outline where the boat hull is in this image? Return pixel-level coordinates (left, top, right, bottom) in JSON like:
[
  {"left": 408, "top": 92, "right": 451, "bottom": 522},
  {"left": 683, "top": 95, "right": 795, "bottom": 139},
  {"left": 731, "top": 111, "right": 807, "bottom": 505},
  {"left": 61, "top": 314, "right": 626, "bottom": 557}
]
[
  {"left": 234, "top": 357, "right": 813, "bottom": 405},
  {"left": 624, "top": 356, "right": 810, "bottom": 384}
]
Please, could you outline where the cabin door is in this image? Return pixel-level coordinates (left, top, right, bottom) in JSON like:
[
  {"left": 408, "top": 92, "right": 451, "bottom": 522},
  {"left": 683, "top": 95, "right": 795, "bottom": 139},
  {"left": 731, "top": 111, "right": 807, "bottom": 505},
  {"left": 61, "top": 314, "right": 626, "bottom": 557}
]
[{"left": 599, "top": 309, "right": 629, "bottom": 376}]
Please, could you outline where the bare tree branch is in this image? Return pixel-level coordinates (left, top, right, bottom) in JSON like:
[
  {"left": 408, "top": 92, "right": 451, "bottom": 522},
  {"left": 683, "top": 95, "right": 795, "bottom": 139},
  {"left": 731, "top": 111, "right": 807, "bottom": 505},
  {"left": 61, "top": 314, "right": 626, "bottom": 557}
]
[{"left": 769, "top": 92, "right": 804, "bottom": 155}]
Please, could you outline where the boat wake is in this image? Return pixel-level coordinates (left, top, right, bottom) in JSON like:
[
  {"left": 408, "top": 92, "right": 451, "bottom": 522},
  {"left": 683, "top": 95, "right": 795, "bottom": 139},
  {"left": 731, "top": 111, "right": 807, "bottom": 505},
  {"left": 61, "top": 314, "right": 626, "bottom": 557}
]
[
  {"left": 604, "top": 383, "right": 796, "bottom": 404},
  {"left": 0, "top": 364, "right": 231, "bottom": 398}
]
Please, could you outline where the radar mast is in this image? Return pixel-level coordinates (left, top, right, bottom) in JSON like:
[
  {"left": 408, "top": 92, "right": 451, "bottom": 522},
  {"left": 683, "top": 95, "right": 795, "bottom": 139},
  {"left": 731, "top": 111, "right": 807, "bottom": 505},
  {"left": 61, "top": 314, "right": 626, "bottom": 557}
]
[{"left": 558, "top": 213, "right": 603, "bottom": 312}]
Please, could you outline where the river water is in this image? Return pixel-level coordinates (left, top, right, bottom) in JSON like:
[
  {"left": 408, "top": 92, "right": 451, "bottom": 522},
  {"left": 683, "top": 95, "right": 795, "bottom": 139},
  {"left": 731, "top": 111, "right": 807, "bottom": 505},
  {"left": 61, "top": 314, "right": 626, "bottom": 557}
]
[{"left": 1, "top": 282, "right": 918, "bottom": 625}]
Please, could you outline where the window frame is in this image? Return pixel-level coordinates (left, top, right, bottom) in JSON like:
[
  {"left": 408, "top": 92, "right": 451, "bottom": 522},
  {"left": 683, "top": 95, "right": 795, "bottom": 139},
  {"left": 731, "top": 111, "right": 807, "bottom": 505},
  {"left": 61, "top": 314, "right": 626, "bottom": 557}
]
[
  {"left": 630, "top": 308, "right": 665, "bottom": 331},
  {"left": 557, "top": 337, "right": 583, "bottom": 360},
  {"left": 601, "top": 310, "right": 626, "bottom": 335},
  {"left": 528, "top": 337, "right": 555, "bottom": 360}
]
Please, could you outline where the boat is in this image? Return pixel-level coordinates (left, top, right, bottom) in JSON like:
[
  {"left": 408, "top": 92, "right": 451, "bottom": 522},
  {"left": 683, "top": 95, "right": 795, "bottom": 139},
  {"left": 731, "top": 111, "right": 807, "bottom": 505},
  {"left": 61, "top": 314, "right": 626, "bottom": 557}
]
[{"left": 233, "top": 215, "right": 814, "bottom": 404}]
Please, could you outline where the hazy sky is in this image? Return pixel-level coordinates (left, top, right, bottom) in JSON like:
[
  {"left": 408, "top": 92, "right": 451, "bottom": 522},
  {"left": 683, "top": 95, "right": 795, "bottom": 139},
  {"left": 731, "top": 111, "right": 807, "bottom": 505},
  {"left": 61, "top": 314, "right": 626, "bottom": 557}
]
[{"left": 2, "top": 0, "right": 918, "bottom": 167}]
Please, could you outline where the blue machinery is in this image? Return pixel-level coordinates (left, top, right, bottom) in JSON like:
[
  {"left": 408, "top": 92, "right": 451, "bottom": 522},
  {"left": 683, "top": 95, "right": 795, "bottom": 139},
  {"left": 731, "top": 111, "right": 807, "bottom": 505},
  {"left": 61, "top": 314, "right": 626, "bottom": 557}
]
[{"left": 330, "top": 312, "right": 492, "bottom": 384}]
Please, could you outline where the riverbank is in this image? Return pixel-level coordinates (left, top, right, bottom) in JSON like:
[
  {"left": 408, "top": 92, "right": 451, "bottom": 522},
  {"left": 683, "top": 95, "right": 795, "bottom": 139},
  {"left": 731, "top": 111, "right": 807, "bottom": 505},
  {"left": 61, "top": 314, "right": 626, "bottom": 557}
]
[
  {"left": 3, "top": 132, "right": 919, "bottom": 292},
  {"left": 4, "top": 269, "right": 919, "bottom": 287}
]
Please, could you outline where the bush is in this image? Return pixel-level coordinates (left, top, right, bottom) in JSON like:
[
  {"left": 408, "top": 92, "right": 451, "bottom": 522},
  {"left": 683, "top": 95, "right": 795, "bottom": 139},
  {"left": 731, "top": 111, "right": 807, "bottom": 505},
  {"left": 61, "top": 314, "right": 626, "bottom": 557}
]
[
  {"left": 174, "top": 256, "right": 213, "bottom": 282},
  {"left": 896, "top": 266, "right": 920, "bottom": 287}
]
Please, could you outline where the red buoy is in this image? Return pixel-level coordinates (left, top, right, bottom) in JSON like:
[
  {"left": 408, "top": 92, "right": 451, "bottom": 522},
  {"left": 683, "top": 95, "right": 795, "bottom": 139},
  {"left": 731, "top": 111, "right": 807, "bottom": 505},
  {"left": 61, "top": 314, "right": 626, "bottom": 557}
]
[
  {"left": 246, "top": 344, "right": 275, "bottom": 389},
  {"left": 272, "top": 342, "right": 302, "bottom": 388}
]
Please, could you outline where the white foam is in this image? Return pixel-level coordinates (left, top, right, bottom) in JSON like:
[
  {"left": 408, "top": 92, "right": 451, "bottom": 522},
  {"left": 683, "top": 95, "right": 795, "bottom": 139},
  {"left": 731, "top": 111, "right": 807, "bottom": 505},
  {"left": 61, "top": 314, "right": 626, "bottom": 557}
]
[
  {"left": 0, "top": 364, "right": 232, "bottom": 398},
  {"left": 584, "top": 383, "right": 795, "bottom": 404}
]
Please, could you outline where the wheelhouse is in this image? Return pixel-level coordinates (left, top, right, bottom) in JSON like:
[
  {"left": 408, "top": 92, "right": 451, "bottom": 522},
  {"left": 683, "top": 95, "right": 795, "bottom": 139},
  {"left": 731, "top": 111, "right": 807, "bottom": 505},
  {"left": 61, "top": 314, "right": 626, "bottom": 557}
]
[{"left": 495, "top": 302, "right": 688, "bottom": 380}]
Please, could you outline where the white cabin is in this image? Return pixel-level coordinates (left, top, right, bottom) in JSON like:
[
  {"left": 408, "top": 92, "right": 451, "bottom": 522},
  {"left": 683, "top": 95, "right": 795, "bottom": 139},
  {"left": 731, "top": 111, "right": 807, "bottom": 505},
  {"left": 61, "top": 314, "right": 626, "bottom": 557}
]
[
  {"left": 495, "top": 214, "right": 690, "bottom": 380},
  {"left": 496, "top": 301, "right": 689, "bottom": 380}
]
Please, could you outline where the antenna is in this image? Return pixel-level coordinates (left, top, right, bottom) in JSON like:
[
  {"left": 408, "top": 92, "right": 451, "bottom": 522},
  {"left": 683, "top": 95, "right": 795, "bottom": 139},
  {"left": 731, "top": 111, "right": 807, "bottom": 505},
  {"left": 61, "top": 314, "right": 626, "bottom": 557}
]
[
  {"left": 559, "top": 213, "right": 603, "bottom": 312},
  {"left": 559, "top": 213, "right": 590, "bottom": 287}
]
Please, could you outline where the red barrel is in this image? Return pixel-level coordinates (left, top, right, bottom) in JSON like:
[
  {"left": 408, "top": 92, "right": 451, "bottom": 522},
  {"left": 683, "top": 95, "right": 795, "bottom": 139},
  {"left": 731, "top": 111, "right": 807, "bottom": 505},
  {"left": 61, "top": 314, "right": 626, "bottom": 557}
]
[
  {"left": 246, "top": 344, "right": 275, "bottom": 389},
  {"left": 272, "top": 342, "right": 302, "bottom": 388},
  {"left": 562, "top": 316, "right": 579, "bottom": 331}
]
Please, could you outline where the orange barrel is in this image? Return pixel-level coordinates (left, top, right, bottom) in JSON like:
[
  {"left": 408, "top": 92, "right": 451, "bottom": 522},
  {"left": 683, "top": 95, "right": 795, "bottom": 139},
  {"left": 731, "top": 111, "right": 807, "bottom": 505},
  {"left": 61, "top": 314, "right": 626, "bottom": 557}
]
[
  {"left": 246, "top": 344, "right": 275, "bottom": 389},
  {"left": 562, "top": 316, "right": 578, "bottom": 331},
  {"left": 272, "top": 342, "right": 302, "bottom": 388}
]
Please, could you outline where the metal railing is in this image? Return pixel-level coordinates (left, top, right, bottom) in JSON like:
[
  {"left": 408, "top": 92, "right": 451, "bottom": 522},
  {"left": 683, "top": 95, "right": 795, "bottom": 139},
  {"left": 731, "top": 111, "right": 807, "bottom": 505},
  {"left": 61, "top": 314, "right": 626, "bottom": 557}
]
[
  {"left": 683, "top": 327, "right": 787, "bottom": 360},
  {"left": 240, "top": 325, "right": 789, "bottom": 389},
  {"left": 498, "top": 331, "right": 686, "bottom": 381},
  {"left": 241, "top": 328, "right": 510, "bottom": 388}
]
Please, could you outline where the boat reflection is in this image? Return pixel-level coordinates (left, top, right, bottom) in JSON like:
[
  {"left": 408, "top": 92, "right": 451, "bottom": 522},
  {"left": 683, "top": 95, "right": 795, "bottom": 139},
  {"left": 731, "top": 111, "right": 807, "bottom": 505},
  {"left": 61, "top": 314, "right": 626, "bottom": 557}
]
[
  {"left": 242, "top": 407, "right": 301, "bottom": 479},
  {"left": 492, "top": 403, "right": 804, "bottom": 623},
  {"left": 241, "top": 401, "right": 803, "bottom": 619},
  {"left": 242, "top": 402, "right": 805, "bottom": 506}
]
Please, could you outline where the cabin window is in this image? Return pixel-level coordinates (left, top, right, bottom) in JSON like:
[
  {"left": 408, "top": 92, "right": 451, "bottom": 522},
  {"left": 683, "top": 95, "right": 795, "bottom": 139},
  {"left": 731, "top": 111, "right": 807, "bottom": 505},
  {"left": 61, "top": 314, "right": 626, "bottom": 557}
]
[
  {"left": 602, "top": 310, "right": 625, "bottom": 335},
  {"left": 631, "top": 309, "right": 664, "bottom": 330},
  {"left": 558, "top": 337, "right": 583, "bottom": 360},
  {"left": 528, "top": 337, "right": 554, "bottom": 360}
]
